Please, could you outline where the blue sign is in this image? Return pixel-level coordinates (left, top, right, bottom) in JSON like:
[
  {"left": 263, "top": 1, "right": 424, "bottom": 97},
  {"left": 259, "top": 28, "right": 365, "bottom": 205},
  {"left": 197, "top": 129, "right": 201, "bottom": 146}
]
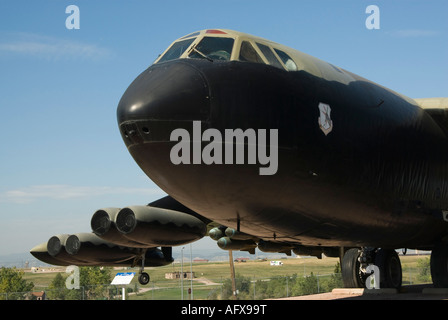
[{"left": 111, "top": 272, "right": 136, "bottom": 285}]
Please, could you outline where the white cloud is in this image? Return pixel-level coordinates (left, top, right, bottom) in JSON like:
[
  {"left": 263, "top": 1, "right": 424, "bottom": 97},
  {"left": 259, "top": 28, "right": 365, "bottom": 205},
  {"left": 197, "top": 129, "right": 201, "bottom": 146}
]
[
  {"left": 389, "top": 29, "right": 439, "bottom": 38},
  {"left": 0, "top": 32, "right": 112, "bottom": 61},
  {"left": 0, "top": 185, "right": 165, "bottom": 204}
]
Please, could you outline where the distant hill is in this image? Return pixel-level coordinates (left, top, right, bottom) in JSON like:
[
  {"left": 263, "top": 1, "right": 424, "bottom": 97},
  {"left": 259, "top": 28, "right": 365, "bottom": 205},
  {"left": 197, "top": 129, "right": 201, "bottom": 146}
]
[
  {"left": 0, "top": 248, "right": 429, "bottom": 269},
  {"left": 0, "top": 252, "right": 43, "bottom": 268},
  {"left": 0, "top": 248, "right": 292, "bottom": 269}
]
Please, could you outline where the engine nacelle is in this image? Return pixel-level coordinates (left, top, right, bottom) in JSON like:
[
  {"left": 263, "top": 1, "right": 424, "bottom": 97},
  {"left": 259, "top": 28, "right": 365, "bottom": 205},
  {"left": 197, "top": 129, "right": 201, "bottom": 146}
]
[
  {"left": 65, "top": 232, "right": 138, "bottom": 263},
  {"left": 90, "top": 207, "right": 149, "bottom": 248},
  {"left": 47, "top": 234, "right": 69, "bottom": 257},
  {"left": 115, "top": 206, "right": 207, "bottom": 246},
  {"left": 30, "top": 234, "right": 174, "bottom": 267},
  {"left": 44, "top": 234, "right": 99, "bottom": 265},
  {"left": 30, "top": 241, "right": 72, "bottom": 266}
]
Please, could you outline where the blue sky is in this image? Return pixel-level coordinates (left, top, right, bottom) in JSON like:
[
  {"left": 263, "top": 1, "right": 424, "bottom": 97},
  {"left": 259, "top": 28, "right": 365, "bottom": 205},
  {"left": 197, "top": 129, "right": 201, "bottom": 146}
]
[{"left": 0, "top": 1, "right": 447, "bottom": 258}]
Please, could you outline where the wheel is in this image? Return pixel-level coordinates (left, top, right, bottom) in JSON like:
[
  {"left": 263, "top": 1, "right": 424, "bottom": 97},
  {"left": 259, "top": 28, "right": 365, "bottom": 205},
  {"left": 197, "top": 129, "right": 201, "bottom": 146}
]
[
  {"left": 138, "top": 272, "right": 150, "bottom": 285},
  {"left": 374, "top": 249, "right": 402, "bottom": 289},
  {"left": 341, "top": 248, "right": 365, "bottom": 288},
  {"left": 430, "top": 243, "right": 448, "bottom": 288}
]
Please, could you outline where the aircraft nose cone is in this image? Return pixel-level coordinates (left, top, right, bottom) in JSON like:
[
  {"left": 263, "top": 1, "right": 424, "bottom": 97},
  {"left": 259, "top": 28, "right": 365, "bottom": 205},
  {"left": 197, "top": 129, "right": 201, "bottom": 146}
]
[{"left": 117, "top": 61, "right": 210, "bottom": 146}]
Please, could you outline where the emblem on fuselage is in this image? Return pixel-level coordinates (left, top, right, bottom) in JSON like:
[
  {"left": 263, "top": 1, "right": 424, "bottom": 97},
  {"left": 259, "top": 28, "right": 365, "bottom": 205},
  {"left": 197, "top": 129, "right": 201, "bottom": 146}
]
[{"left": 318, "top": 102, "right": 333, "bottom": 136}]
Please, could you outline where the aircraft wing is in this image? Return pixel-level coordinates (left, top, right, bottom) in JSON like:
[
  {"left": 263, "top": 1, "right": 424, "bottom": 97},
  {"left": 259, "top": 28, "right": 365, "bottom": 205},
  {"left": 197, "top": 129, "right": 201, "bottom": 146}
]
[
  {"left": 31, "top": 194, "right": 336, "bottom": 278},
  {"left": 30, "top": 195, "right": 212, "bottom": 279},
  {"left": 415, "top": 97, "right": 448, "bottom": 136}
]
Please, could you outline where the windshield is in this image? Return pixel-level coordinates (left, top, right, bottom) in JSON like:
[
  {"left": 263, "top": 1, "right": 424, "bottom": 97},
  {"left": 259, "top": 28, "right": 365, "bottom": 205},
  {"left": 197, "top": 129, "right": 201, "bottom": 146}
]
[
  {"left": 274, "top": 49, "right": 298, "bottom": 71},
  {"left": 188, "top": 37, "right": 234, "bottom": 61},
  {"left": 239, "top": 41, "right": 264, "bottom": 63},
  {"left": 256, "top": 43, "right": 283, "bottom": 69},
  {"left": 158, "top": 38, "right": 196, "bottom": 63}
]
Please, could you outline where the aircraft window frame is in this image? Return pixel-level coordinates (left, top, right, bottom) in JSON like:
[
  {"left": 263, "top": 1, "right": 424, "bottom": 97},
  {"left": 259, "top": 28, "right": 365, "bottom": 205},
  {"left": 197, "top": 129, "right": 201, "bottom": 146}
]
[
  {"left": 157, "top": 38, "right": 196, "bottom": 64},
  {"left": 188, "top": 36, "right": 235, "bottom": 62},
  {"left": 274, "top": 48, "right": 298, "bottom": 72},
  {"left": 255, "top": 42, "right": 283, "bottom": 69},
  {"left": 179, "top": 31, "right": 200, "bottom": 40},
  {"left": 239, "top": 41, "right": 264, "bottom": 64}
]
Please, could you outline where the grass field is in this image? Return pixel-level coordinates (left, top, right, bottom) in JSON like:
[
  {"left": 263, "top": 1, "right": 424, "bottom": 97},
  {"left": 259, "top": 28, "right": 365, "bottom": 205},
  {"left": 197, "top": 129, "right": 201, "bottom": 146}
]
[
  {"left": 24, "top": 256, "right": 343, "bottom": 287},
  {"left": 20, "top": 254, "right": 432, "bottom": 300}
]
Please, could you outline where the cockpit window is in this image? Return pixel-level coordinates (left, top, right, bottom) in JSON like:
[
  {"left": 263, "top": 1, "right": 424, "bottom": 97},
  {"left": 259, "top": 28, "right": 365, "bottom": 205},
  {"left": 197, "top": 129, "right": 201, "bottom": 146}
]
[
  {"left": 158, "top": 38, "right": 196, "bottom": 63},
  {"left": 274, "top": 49, "right": 298, "bottom": 71},
  {"left": 239, "top": 41, "right": 264, "bottom": 63},
  {"left": 255, "top": 43, "right": 283, "bottom": 69},
  {"left": 189, "top": 37, "right": 234, "bottom": 61}
]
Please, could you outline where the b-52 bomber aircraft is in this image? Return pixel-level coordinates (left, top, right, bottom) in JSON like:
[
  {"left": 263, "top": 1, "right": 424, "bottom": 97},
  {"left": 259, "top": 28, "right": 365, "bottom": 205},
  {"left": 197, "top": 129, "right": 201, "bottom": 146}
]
[{"left": 31, "top": 29, "right": 448, "bottom": 289}]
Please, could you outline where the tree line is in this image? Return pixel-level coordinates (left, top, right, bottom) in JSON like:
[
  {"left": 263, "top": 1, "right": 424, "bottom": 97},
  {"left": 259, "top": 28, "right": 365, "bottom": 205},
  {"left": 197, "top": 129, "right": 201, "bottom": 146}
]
[{"left": 0, "top": 266, "right": 113, "bottom": 300}]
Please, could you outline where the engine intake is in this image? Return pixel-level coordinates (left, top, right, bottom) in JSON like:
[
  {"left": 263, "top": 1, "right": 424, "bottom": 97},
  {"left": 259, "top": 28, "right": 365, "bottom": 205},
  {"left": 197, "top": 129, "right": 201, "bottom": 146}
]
[
  {"left": 91, "top": 208, "right": 149, "bottom": 248},
  {"left": 91, "top": 208, "right": 119, "bottom": 236},
  {"left": 115, "top": 206, "right": 207, "bottom": 246},
  {"left": 47, "top": 234, "right": 69, "bottom": 257}
]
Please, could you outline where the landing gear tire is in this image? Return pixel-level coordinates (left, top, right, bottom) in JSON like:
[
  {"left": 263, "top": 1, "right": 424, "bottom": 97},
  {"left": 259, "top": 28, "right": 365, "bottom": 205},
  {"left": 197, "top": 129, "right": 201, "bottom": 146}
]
[
  {"left": 341, "top": 248, "right": 365, "bottom": 288},
  {"left": 430, "top": 243, "right": 448, "bottom": 288},
  {"left": 138, "top": 272, "right": 150, "bottom": 285},
  {"left": 342, "top": 247, "right": 403, "bottom": 289},
  {"left": 374, "top": 249, "right": 402, "bottom": 289}
]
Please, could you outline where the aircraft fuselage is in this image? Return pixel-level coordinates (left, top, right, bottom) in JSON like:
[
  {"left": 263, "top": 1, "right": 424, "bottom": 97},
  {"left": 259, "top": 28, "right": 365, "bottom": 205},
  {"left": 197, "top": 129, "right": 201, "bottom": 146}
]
[{"left": 117, "top": 30, "right": 448, "bottom": 250}]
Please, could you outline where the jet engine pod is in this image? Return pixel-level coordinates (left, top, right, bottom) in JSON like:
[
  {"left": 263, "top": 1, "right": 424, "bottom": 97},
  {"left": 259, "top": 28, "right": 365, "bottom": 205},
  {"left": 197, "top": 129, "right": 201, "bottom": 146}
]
[
  {"left": 115, "top": 206, "right": 207, "bottom": 246},
  {"left": 91, "top": 208, "right": 120, "bottom": 236},
  {"left": 30, "top": 235, "right": 174, "bottom": 267},
  {"left": 91, "top": 208, "right": 149, "bottom": 248},
  {"left": 30, "top": 242, "right": 72, "bottom": 266},
  {"left": 65, "top": 233, "right": 138, "bottom": 264},
  {"left": 47, "top": 234, "right": 70, "bottom": 257},
  {"left": 45, "top": 234, "right": 97, "bottom": 265}
]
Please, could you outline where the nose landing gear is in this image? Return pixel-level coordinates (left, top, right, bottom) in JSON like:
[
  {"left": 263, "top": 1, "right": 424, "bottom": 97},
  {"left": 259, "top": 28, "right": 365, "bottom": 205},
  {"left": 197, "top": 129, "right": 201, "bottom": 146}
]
[
  {"left": 138, "top": 250, "right": 150, "bottom": 285},
  {"left": 132, "top": 247, "right": 174, "bottom": 285},
  {"left": 132, "top": 249, "right": 150, "bottom": 285},
  {"left": 138, "top": 271, "right": 150, "bottom": 285}
]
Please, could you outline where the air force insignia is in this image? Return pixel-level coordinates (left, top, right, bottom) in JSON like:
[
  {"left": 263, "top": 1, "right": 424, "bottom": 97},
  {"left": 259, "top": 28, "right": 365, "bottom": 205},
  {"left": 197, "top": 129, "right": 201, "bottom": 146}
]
[{"left": 318, "top": 102, "right": 333, "bottom": 136}]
